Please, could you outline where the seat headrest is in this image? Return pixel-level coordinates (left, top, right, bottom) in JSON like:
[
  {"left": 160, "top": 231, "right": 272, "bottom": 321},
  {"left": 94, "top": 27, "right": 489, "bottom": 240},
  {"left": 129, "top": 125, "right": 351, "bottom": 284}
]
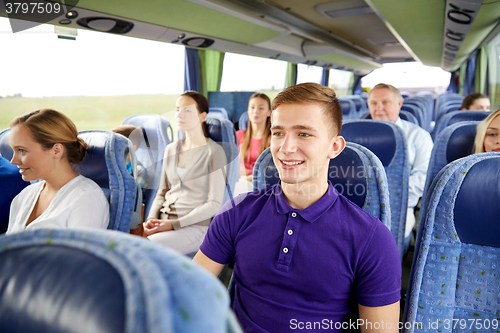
[
  {"left": 445, "top": 124, "right": 476, "bottom": 163},
  {"left": 454, "top": 157, "right": 500, "bottom": 247},
  {"left": 0, "top": 129, "right": 13, "bottom": 161},
  {"left": 206, "top": 117, "right": 223, "bottom": 143},
  {"left": 78, "top": 131, "right": 112, "bottom": 189},
  {"left": 448, "top": 111, "right": 490, "bottom": 126},
  {"left": 339, "top": 100, "right": 352, "bottom": 115},
  {"left": 257, "top": 147, "right": 368, "bottom": 209},
  {"left": 330, "top": 147, "right": 367, "bottom": 208},
  {"left": 0, "top": 245, "right": 125, "bottom": 333},
  {"left": 341, "top": 121, "right": 397, "bottom": 166}
]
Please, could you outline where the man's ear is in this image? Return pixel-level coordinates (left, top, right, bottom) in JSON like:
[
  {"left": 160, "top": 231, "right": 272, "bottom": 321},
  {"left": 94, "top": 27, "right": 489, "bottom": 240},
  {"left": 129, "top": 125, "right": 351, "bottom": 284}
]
[{"left": 328, "top": 136, "right": 346, "bottom": 159}]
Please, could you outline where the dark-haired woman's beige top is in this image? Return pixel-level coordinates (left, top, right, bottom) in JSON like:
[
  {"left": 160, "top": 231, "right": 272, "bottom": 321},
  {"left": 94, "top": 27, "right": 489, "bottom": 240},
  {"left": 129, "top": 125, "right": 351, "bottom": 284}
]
[{"left": 147, "top": 138, "right": 227, "bottom": 230}]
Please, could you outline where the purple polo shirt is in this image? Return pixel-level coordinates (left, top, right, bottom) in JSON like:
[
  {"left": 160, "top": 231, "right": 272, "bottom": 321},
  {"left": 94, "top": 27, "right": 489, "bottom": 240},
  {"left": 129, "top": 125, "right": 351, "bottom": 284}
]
[{"left": 200, "top": 181, "right": 401, "bottom": 332}]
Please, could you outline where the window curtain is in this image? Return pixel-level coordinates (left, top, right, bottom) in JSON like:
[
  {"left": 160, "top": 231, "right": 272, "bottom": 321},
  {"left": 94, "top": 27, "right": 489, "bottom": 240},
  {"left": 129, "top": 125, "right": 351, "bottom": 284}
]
[
  {"left": 320, "top": 68, "right": 329, "bottom": 87},
  {"left": 475, "top": 45, "right": 488, "bottom": 95},
  {"left": 351, "top": 74, "right": 364, "bottom": 95},
  {"left": 199, "top": 49, "right": 225, "bottom": 97},
  {"left": 285, "top": 63, "right": 297, "bottom": 88},
  {"left": 446, "top": 71, "right": 459, "bottom": 93},
  {"left": 487, "top": 33, "right": 500, "bottom": 109},
  {"left": 463, "top": 52, "right": 477, "bottom": 96},
  {"left": 184, "top": 47, "right": 200, "bottom": 92}
]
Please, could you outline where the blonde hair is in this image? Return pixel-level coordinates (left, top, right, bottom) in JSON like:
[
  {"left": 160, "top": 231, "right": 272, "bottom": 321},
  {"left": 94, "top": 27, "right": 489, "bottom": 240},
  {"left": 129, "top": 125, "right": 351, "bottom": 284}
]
[
  {"left": 10, "top": 109, "right": 87, "bottom": 164},
  {"left": 369, "top": 83, "right": 403, "bottom": 102},
  {"left": 241, "top": 93, "right": 271, "bottom": 163},
  {"left": 474, "top": 108, "right": 500, "bottom": 153}
]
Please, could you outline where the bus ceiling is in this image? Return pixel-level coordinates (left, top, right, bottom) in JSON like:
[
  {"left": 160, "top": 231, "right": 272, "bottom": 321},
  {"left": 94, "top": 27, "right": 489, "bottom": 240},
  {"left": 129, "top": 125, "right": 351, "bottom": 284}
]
[{"left": 1, "top": 0, "right": 500, "bottom": 74}]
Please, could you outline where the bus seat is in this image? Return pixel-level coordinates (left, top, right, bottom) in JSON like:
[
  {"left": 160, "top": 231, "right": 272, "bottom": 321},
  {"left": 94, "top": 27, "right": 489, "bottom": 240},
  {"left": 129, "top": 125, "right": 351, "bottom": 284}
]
[
  {"left": 421, "top": 121, "right": 478, "bottom": 211},
  {"left": 208, "top": 91, "right": 255, "bottom": 124},
  {"left": 0, "top": 128, "right": 13, "bottom": 161},
  {"left": 78, "top": 130, "right": 138, "bottom": 232},
  {"left": 436, "top": 93, "right": 463, "bottom": 121},
  {"left": 338, "top": 98, "right": 357, "bottom": 120},
  {"left": 341, "top": 120, "right": 409, "bottom": 259},
  {"left": 0, "top": 228, "right": 233, "bottom": 333},
  {"left": 122, "top": 114, "right": 173, "bottom": 218},
  {"left": 436, "top": 101, "right": 462, "bottom": 123},
  {"left": 360, "top": 111, "right": 419, "bottom": 126},
  {"left": 205, "top": 117, "right": 239, "bottom": 205},
  {"left": 208, "top": 107, "right": 229, "bottom": 120},
  {"left": 433, "top": 111, "right": 489, "bottom": 140},
  {"left": 403, "top": 153, "right": 500, "bottom": 332},
  {"left": 238, "top": 112, "right": 248, "bottom": 131},
  {"left": 252, "top": 143, "right": 392, "bottom": 230},
  {"left": 401, "top": 104, "right": 424, "bottom": 128},
  {"left": 406, "top": 96, "right": 433, "bottom": 131}
]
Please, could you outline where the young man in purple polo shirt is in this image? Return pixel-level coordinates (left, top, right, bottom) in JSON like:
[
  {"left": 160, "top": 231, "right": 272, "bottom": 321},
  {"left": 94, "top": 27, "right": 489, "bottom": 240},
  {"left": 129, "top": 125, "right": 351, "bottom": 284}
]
[{"left": 194, "top": 83, "right": 401, "bottom": 332}]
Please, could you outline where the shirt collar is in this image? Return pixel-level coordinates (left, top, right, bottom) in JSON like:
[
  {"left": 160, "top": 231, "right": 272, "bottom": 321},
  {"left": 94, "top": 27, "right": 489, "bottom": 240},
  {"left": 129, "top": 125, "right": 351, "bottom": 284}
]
[
  {"left": 274, "top": 180, "right": 339, "bottom": 223},
  {"left": 395, "top": 117, "right": 403, "bottom": 128}
]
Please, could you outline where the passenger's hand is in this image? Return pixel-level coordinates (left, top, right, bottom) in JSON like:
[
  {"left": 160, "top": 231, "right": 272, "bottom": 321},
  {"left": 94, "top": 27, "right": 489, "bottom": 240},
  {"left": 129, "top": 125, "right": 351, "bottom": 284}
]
[
  {"left": 245, "top": 174, "right": 252, "bottom": 182},
  {"left": 143, "top": 218, "right": 173, "bottom": 236}
]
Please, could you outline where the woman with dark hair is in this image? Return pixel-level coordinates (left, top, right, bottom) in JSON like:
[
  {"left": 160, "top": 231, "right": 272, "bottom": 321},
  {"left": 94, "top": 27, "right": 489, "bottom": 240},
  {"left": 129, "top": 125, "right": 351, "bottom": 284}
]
[
  {"left": 7, "top": 109, "right": 109, "bottom": 234},
  {"left": 460, "top": 93, "right": 491, "bottom": 111},
  {"left": 237, "top": 93, "right": 272, "bottom": 182},
  {"left": 144, "top": 91, "right": 227, "bottom": 254}
]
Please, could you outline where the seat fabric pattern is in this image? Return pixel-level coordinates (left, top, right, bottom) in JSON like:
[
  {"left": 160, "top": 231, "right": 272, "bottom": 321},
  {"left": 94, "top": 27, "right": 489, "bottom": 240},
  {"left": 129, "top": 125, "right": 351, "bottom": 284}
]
[
  {"left": 403, "top": 153, "right": 500, "bottom": 333},
  {"left": 0, "top": 228, "right": 230, "bottom": 333}
]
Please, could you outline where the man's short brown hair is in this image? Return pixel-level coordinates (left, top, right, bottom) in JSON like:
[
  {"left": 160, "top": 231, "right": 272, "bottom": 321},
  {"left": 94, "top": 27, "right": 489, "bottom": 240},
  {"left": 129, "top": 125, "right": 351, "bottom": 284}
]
[{"left": 272, "top": 82, "right": 342, "bottom": 136}]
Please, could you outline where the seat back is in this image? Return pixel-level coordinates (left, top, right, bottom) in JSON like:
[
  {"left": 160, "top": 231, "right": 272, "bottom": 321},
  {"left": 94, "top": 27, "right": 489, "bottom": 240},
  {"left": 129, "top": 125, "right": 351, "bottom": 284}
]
[
  {"left": 0, "top": 228, "right": 232, "bottom": 333},
  {"left": 208, "top": 91, "right": 255, "bottom": 123},
  {"left": 422, "top": 121, "right": 478, "bottom": 202},
  {"left": 401, "top": 104, "right": 424, "bottom": 128},
  {"left": 208, "top": 107, "right": 229, "bottom": 120},
  {"left": 122, "top": 114, "right": 173, "bottom": 218},
  {"left": 238, "top": 112, "right": 249, "bottom": 131},
  {"left": 403, "top": 153, "right": 500, "bottom": 332},
  {"left": 205, "top": 117, "right": 239, "bottom": 204},
  {"left": 359, "top": 111, "right": 418, "bottom": 125},
  {"left": 78, "top": 130, "right": 138, "bottom": 232},
  {"left": 252, "top": 144, "right": 392, "bottom": 229},
  {"left": 0, "top": 128, "right": 13, "bottom": 161},
  {"left": 338, "top": 98, "right": 356, "bottom": 120},
  {"left": 433, "top": 110, "right": 489, "bottom": 140},
  {"left": 341, "top": 120, "right": 409, "bottom": 257}
]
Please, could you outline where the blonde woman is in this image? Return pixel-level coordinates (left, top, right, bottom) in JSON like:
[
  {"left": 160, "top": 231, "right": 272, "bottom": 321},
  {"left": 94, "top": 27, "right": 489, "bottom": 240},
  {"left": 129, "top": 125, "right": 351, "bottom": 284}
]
[
  {"left": 7, "top": 109, "right": 109, "bottom": 234},
  {"left": 474, "top": 108, "right": 500, "bottom": 153}
]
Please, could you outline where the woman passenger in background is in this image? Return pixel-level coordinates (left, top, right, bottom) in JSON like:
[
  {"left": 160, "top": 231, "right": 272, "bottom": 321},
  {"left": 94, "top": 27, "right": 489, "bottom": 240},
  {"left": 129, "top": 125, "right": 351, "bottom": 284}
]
[
  {"left": 474, "top": 108, "right": 500, "bottom": 153},
  {"left": 460, "top": 93, "right": 491, "bottom": 111},
  {"left": 7, "top": 109, "right": 109, "bottom": 234},
  {"left": 144, "top": 91, "right": 227, "bottom": 255},
  {"left": 235, "top": 93, "right": 272, "bottom": 192}
]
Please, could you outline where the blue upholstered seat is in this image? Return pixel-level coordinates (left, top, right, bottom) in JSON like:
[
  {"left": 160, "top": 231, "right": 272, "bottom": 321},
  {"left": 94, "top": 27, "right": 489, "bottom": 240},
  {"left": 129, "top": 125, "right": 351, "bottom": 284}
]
[
  {"left": 401, "top": 104, "right": 424, "bottom": 128},
  {"left": 360, "top": 111, "right": 418, "bottom": 125},
  {"left": 122, "top": 114, "right": 173, "bottom": 218},
  {"left": 0, "top": 228, "right": 234, "bottom": 333},
  {"left": 78, "top": 130, "right": 138, "bottom": 232},
  {"left": 341, "top": 120, "right": 409, "bottom": 258},
  {"left": 238, "top": 111, "right": 249, "bottom": 131},
  {"left": 338, "top": 98, "right": 357, "bottom": 120},
  {"left": 432, "top": 111, "right": 489, "bottom": 140},
  {"left": 208, "top": 107, "right": 230, "bottom": 120},
  {"left": 0, "top": 128, "right": 12, "bottom": 161},
  {"left": 208, "top": 91, "right": 255, "bottom": 124},
  {"left": 252, "top": 143, "right": 392, "bottom": 229},
  {"left": 436, "top": 93, "right": 463, "bottom": 121},
  {"left": 422, "top": 121, "right": 479, "bottom": 203},
  {"left": 403, "top": 153, "right": 500, "bottom": 332}
]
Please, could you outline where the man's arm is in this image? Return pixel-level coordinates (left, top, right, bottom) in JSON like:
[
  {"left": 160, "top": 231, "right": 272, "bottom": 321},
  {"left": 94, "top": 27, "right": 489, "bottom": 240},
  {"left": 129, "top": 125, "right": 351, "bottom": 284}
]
[
  {"left": 358, "top": 302, "right": 400, "bottom": 333},
  {"left": 193, "top": 250, "right": 225, "bottom": 276}
]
